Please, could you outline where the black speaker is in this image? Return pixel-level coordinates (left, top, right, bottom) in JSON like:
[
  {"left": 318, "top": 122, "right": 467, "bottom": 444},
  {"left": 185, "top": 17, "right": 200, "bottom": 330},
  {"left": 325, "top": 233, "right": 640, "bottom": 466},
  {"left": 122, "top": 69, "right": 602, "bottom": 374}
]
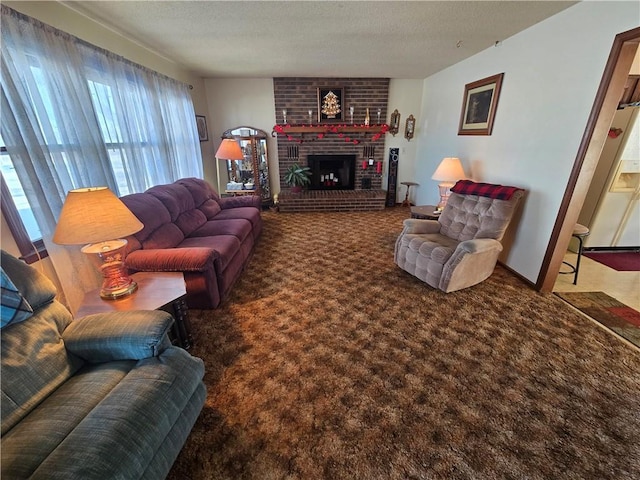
[{"left": 385, "top": 148, "right": 399, "bottom": 207}]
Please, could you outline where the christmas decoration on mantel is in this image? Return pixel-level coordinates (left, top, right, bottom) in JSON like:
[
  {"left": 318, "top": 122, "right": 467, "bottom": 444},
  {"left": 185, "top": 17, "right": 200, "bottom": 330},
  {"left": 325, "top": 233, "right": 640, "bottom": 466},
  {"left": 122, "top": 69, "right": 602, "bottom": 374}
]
[{"left": 272, "top": 124, "right": 389, "bottom": 144}]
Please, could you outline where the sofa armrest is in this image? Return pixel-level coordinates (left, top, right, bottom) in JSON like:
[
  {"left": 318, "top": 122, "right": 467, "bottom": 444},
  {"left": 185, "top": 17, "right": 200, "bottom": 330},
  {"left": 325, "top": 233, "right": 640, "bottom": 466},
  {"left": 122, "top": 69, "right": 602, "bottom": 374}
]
[
  {"left": 401, "top": 218, "right": 441, "bottom": 235},
  {"left": 439, "top": 238, "right": 504, "bottom": 292},
  {"left": 457, "top": 238, "right": 503, "bottom": 254},
  {"left": 218, "top": 195, "right": 261, "bottom": 210},
  {"left": 126, "top": 248, "right": 216, "bottom": 272},
  {"left": 63, "top": 310, "right": 174, "bottom": 362}
]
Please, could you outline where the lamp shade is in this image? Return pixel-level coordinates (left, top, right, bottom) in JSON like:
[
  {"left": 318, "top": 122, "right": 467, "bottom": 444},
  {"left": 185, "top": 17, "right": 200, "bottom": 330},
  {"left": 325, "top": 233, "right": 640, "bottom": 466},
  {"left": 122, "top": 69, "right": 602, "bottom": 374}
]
[
  {"left": 53, "top": 187, "right": 143, "bottom": 245},
  {"left": 431, "top": 157, "right": 466, "bottom": 182},
  {"left": 215, "top": 138, "right": 244, "bottom": 160}
]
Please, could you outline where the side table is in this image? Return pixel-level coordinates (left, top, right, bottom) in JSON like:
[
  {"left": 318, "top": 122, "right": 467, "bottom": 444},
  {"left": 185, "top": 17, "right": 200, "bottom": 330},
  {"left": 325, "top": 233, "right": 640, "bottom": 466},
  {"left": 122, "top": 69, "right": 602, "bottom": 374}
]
[
  {"left": 76, "top": 272, "right": 193, "bottom": 350},
  {"left": 400, "top": 181, "right": 419, "bottom": 207},
  {"left": 410, "top": 205, "right": 441, "bottom": 220}
]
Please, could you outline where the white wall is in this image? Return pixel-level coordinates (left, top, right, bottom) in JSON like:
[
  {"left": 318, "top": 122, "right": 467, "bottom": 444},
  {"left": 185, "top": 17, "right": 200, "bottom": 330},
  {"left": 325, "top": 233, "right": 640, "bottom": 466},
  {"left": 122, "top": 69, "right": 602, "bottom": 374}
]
[
  {"left": 204, "top": 78, "right": 278, "bottom": 193},
  {"left": 414, "top": 1, "right": 639, "bottom": 283},
  {"left": 384, "top": 79, "right": 424, "bottom": 203}
]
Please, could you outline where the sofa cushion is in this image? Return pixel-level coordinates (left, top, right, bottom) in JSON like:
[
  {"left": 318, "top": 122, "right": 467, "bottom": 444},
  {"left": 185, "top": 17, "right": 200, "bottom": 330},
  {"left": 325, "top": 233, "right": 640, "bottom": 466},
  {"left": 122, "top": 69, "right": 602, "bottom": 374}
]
[
  {"left": 179, "top": 235, "right": 241, "bottom": 272},
  {"left": 438, "top": 193, "right": 518, "bottom": 242},
  {"left": 198, "top": 199, "right": 222, "bottom": 219},
  {"left": 176, "top": 177, "right": 217, "bottom": 206},
  {"left": 214, "top": 206, "right": 262, "bottom": 229},
  {"left": 1, "top": 360, "right": 134, "bottom": 478},
  {"left": 63, "top": 311, "right": 174, "bottom": 362},
  {"left": 142, "top": 223, "right": 185, "bottom": 250},
  {"left": 120, "top": 193, "right": 172, "bottom": 244},
  {"left": 146, "top": 184, "right": 195, "bottom": 221},
  {"left": 1, "top": 249, "right": 57, "bottom": 310},
  {"left": 1, "top": 301, "right": 83, "bottom": 435},
  {"left": 1, "top": 348, "right": 204, "bottom": 480},
  {"left": 1, "top": 267, "right": 33, "bottom": 328},
  {"left": 191, "top": 218, "right": 252, "bottom": 243},
  {"left": 175, "top": 209, "right": 207, "bottom": 237},
  {"left": 1, "top": 251, "right": 83, "bottom": 435}
]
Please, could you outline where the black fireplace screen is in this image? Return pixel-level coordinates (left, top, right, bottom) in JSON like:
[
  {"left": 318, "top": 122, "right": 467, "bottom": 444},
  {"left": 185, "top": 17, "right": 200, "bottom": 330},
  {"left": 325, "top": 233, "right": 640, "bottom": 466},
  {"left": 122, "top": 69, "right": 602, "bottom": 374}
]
[{"left": 307, "top": 154, "right": 356, "bottom": 190}]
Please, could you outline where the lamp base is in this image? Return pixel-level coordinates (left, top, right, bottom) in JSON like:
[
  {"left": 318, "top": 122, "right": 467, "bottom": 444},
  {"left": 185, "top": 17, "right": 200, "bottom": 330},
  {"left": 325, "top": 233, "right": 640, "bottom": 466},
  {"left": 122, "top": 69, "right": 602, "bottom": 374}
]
[
  {"left": 436, "top": 182, "right": 455, "bottom": 211},
  {"left": 81, "top": 239, "right": 138, "bottom": 300}
]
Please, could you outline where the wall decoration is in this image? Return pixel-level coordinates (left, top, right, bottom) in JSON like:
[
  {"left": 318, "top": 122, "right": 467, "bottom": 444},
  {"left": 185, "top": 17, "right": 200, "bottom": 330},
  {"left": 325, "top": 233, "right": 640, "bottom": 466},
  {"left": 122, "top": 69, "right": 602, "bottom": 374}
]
[
  {"left": 458, "top": 73, "right": 504, "bottom": 136},
  {"left": 317, "top": 87, "right": 344, "bottom": 122},
  {"left": 389, "top": 109, "right": 401, "bottom": 136},
  {"left": 405, "top": 114, "right": 416, "bottom": 141},
  {"left": 608, "top": 127, "right": 623, "bottom": 138},
  {"left": 196, "top": 115, "right": 208, "bottom": 142},
  {"left": 385, "top": 148, "right": 399, "bottom": 207}
]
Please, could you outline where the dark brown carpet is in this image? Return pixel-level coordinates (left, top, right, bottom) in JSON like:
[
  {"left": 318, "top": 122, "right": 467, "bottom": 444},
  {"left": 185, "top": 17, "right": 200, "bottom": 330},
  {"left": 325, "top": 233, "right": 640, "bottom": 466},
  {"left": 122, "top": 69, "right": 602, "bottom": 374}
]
[{"left": 168, "top": 208, "right": 640, "bottom": 480}]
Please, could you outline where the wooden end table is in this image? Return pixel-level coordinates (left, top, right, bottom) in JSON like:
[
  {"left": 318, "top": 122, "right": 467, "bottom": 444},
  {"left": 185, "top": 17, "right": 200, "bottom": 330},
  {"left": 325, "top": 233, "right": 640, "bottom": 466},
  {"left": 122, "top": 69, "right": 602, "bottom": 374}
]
[
  {"left": 76, "top": 272, "right": 193, "bottom": 350},
  {"left": 410, "top": 205, "right": 441, "bottom": 220},
  {"left": 400, "top": 181, "right": 419, "bottom": 207}
]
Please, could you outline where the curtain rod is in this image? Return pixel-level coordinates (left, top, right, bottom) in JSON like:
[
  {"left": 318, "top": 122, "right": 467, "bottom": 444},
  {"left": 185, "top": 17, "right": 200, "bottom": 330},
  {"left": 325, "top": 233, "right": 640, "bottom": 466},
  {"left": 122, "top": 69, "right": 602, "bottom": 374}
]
[{"left": 1, "top": 4, "right": 193, "bottom": 90}]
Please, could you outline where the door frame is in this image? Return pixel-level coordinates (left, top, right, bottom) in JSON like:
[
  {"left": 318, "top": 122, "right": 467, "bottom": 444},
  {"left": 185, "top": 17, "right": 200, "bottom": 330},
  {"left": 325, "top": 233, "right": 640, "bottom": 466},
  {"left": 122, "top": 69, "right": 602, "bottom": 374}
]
[{"left": 537, "top": 26, "right": 640, "bottom": 292}]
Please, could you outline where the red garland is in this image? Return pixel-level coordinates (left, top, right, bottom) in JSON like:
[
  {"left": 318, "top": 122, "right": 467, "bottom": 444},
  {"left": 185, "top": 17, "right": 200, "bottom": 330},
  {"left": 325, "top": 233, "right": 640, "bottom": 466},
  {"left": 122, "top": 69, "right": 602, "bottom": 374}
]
[{"left": 273, "top": 124, "right": 389, "bottom": 144}]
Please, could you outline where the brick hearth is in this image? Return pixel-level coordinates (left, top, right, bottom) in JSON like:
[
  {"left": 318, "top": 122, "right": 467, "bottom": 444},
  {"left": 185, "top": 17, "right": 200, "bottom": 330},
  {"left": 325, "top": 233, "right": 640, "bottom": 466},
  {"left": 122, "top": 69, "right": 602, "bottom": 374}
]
[
  {"left": 273, "top": 77, "right": 390, "bottom": 211},
  {"left": 278, "top": 189, "right": 386, "bottom": 212}
]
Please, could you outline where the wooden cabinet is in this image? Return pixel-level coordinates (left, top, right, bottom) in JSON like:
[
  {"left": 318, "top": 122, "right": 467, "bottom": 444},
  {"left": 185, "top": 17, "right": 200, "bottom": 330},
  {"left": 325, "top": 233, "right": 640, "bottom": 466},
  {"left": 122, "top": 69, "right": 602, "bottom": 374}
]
[{"left": 221, "top": 126, "right": 271, "bottom": 206}]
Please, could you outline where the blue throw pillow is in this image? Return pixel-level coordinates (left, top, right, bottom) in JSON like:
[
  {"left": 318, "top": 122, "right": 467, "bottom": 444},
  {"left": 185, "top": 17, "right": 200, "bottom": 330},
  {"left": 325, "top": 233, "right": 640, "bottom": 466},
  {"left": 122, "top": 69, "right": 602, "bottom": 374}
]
[{"left": 1, "top": 266, "right": 33, "bottom": 328}]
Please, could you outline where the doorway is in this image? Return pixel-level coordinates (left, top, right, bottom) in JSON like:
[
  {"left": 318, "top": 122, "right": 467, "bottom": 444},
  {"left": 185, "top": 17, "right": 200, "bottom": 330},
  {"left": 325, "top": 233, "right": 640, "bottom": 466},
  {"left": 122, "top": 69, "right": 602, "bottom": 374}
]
[{"left": 538, "top": 26, "right": 640, "bottom": 293}]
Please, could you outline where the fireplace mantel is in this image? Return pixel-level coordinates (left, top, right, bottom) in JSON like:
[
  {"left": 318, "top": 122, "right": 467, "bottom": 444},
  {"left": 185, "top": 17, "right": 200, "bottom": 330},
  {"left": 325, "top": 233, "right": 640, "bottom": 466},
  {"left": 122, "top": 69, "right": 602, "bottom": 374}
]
[
  {"left": 272, "top": 124, "right": 389, "bottom": 142},
  {"left": 273, "top": 77, "right": 390, "bottom": 204}
]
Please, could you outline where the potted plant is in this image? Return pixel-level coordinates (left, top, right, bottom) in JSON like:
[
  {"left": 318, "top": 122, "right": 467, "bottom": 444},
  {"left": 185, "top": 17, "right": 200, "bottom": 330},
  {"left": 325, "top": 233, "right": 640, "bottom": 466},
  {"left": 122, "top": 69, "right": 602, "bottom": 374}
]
[{"left": 284, "top": 163, "right": 311, "bottom": 193}]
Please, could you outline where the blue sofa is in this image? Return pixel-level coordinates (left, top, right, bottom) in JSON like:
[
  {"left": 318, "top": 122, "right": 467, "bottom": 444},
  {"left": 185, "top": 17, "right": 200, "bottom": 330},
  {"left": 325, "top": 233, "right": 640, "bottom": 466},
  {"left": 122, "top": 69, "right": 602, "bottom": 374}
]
[{"left": 0, "top": 250, "right": 206, "bottom": 479}]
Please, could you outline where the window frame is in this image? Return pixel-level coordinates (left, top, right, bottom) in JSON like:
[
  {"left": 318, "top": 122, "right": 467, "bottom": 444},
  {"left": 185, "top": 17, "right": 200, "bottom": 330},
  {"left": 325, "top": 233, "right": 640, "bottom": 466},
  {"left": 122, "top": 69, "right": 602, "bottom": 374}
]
[{"left": 0, "top": 169, "right": 47, "bottom": 264}]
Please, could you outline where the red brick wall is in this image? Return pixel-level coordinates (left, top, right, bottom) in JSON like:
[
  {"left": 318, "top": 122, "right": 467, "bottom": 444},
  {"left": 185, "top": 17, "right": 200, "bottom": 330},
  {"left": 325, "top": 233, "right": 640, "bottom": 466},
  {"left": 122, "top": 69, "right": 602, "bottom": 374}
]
[
  {"left": 273, "top": 78, "right": 390, "bottom": 191},
  {"left": 277, "top": 190, "right": 387, "bottom": 212}
]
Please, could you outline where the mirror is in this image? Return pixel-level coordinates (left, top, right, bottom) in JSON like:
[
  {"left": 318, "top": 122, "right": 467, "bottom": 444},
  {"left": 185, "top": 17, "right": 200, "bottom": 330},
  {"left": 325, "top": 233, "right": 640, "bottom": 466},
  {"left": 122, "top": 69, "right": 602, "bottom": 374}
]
[{"left": 220, "top": 126, "right": 271, "bottom": 206}]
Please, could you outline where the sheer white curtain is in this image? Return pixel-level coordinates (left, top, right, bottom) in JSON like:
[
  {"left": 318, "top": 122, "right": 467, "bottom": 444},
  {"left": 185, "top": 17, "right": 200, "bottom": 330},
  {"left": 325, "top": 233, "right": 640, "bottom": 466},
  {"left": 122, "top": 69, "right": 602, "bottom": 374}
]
[{"left": 0, "top": 6, "right": 203, "bottom": 313}]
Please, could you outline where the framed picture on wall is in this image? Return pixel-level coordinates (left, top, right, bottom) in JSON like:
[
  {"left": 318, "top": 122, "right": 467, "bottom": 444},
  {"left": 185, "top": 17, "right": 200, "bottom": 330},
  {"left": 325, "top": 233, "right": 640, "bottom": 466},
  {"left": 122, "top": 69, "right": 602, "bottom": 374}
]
[
  {"left": 196, "top": 115, "right": 209, "bottom": 142},
  {"left": 317, "top": 87, "right": 344, "bottom": 122},
  {"left": 458, "top": 73, "right": 504, "bottom": 136}
]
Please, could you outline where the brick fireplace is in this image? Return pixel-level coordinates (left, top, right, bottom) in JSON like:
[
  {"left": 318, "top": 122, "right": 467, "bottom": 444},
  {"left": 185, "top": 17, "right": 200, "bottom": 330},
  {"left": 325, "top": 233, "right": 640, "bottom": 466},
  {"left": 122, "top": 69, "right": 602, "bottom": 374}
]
[{"left": 273, "top": 78, "right": 389, "bottom": 212}]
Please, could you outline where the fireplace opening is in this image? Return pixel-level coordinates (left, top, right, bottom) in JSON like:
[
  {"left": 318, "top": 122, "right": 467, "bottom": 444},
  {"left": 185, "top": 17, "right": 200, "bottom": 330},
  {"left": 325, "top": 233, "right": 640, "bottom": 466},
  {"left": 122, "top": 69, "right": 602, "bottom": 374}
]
[{"left": 308, "top": 154, "right": 356, "bottom": 190}]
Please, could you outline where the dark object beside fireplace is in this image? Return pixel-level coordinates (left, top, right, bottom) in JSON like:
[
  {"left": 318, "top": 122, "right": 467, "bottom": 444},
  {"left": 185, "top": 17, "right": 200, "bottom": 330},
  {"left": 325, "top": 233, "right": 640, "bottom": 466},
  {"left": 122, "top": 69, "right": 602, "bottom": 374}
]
[{"left": 308, "top": 154, "right": 356, "bottom": 190}]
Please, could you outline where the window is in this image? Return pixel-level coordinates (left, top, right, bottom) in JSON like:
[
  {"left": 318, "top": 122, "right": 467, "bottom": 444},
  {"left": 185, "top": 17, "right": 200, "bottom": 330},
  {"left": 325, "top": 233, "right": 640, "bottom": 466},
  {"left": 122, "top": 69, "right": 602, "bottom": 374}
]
[
  {"left": 1, "top": 6, "right": 203, "bottom": 265},
  {"left": 0, "top": 134, "right": 46, "bottom": 263}
]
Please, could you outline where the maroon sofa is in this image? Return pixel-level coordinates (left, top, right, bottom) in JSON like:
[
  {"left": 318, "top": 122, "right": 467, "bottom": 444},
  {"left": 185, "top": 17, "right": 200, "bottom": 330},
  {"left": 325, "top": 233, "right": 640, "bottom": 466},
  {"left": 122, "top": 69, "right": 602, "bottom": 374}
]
[{"left": 120, "top": 177, "right": 262, "bottom": 309}]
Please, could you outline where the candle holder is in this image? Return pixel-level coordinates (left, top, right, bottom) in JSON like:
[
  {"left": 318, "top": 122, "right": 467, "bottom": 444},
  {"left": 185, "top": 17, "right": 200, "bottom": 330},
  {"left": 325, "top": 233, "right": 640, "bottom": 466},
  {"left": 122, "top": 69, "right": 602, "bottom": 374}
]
[
  {"left": 377, "top": 108, "right": 381, "bottom": 124},
  {"left": 282, "top": 109, "right": 287, "bottom": 124},
  {"left": 349, "top": 106, "right": 354, "bottom": 124},
  {"left": 308, "top": 109, "right": 313, "bottom": 124}
]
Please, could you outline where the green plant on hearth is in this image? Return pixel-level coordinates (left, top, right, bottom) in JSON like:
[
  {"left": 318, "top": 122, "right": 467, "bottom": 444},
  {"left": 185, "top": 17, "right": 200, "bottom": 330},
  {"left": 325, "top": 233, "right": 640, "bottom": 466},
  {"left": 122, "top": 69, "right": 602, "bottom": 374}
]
[{"left": 284, "top": 163, "right": 311, "bottom": 188}]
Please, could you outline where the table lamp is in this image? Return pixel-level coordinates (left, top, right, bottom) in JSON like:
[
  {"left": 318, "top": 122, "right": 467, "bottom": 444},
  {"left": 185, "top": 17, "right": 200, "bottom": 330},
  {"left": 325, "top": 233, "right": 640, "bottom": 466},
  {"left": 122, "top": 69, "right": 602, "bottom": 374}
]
[
  {"left": 53, "top": 187, "right": 143, "bottom": 300},
  {"left": 215, "top": 138, "right": 244, "bottom": 191},
  {"left": 432, "top": 157, "right": 466, "bottom": 211}
]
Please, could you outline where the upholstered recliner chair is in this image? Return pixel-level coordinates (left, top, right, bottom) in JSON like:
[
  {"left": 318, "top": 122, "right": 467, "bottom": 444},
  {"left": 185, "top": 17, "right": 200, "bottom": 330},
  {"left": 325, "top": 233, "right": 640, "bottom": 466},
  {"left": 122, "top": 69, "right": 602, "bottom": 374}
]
[
  {"left": 1, "top": 250, "right": 206, "bottom": 479},
  {"left": 395, "top": 180, "right": 524, "bottom": 292}
]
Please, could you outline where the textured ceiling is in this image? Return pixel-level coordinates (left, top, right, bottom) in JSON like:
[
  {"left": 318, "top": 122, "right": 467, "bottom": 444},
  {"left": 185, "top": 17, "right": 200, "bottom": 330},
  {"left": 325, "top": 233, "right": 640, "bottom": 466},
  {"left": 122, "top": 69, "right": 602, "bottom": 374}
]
[{"left": 63, "top": 1, "right": 577, "bottom": 79}]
